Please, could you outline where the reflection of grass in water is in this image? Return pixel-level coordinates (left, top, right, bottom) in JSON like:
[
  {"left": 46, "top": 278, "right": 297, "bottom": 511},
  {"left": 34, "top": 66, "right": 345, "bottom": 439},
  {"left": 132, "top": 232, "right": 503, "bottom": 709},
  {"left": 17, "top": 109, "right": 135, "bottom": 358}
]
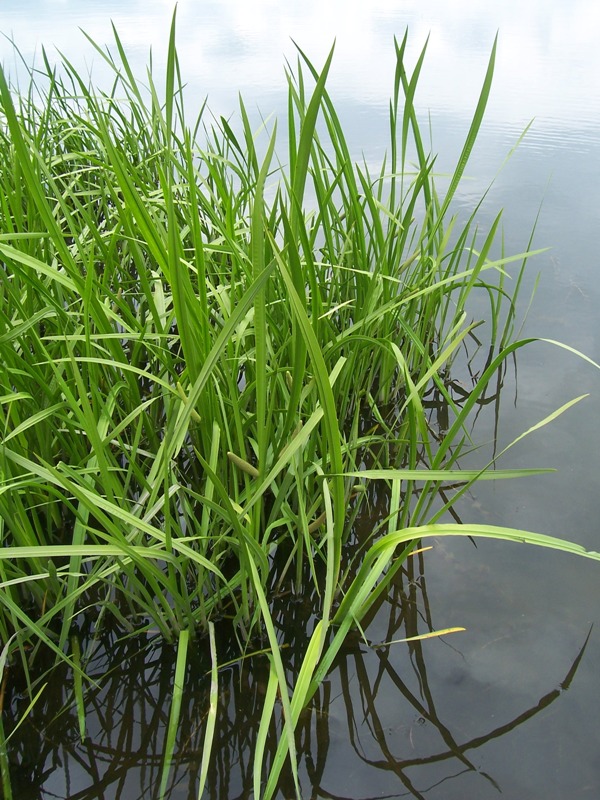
[
  {"left": 0, "top": 9, "right": 599, "bottom": 798},
  {"left": 0, "top": 569, "right": 592, "bottom": 798}
]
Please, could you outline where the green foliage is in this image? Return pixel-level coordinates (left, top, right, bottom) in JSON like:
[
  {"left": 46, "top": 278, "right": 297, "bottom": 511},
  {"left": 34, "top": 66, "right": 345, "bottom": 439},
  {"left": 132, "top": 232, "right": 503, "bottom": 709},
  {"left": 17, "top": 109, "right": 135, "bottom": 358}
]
[{"left": 0, "top": 14, "right": 598, "bottom": 798}]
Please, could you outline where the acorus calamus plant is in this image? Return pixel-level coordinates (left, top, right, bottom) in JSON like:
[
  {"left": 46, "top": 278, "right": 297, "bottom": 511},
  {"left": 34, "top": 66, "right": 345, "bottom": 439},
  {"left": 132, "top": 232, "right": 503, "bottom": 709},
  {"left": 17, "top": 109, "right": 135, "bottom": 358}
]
[{"left": 0, "top": 11, "right": 599, "bottom": 799}]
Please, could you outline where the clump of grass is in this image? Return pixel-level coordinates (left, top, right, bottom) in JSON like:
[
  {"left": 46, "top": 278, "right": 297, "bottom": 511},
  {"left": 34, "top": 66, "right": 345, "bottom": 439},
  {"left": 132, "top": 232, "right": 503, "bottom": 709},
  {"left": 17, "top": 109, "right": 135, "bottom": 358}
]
[{"left": 0, "top": 12, "right": 599, "bottom": 799}]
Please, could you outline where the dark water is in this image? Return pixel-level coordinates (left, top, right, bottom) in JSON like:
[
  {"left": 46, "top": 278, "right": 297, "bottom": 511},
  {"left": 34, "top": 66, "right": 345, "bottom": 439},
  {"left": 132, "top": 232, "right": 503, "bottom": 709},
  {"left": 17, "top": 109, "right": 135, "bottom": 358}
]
[{"left": 1, "top": 1, "right": 600, "bottom": 798}]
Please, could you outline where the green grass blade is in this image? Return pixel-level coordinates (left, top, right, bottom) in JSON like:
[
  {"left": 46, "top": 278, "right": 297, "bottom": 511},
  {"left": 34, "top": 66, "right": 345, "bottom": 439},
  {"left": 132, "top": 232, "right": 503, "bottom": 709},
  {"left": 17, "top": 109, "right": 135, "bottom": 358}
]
[
  {"left": 197, "top": 622, "right": 218, "bottom": 799},
  {"left": 159, "top": 628, "right": 190, "bottom": 800}
]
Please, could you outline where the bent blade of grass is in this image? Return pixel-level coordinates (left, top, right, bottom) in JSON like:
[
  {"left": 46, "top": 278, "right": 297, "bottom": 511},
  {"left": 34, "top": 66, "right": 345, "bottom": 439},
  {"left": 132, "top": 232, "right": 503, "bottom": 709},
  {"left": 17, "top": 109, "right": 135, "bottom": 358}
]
[
  {"left": 0, "top": 243, "right": 76, "bottom": 293},
  {"left": 335, "top": 523, "right": 600, "bottom": 627},
  {"left": 1, "top": 403, "right": 65, "bottom": 444},
  {"left": 540, "top": 339, "right": 600, "bottom": 372},
  {"left": 0, "top": 307, "right": 56, "bottom": 344},
  {"left": 304, "top": 519, "right": 600, "bottom": 707},
  {"left": 46, "top": 357, "right": 175, "bottom": 394}
]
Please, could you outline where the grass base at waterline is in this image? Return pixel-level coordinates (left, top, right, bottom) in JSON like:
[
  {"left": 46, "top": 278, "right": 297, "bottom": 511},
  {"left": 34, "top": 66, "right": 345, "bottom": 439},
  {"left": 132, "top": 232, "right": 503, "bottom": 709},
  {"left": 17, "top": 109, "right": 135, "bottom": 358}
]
[{"left": 1, "top": 14, "right": 599, "bottom": 800}]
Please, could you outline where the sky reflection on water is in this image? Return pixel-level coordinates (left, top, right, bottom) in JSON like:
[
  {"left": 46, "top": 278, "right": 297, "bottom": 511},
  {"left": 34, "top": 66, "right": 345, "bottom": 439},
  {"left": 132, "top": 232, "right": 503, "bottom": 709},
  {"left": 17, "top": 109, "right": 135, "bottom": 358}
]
[{"left": 1, "top": 0, "right": 600, "bottom": 146}]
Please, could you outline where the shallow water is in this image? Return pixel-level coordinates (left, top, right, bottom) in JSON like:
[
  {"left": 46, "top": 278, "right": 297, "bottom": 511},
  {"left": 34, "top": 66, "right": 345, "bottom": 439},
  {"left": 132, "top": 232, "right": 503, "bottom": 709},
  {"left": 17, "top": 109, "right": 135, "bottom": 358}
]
[{"left": 1, "top": 1, "right": 599, "bottom": 798}]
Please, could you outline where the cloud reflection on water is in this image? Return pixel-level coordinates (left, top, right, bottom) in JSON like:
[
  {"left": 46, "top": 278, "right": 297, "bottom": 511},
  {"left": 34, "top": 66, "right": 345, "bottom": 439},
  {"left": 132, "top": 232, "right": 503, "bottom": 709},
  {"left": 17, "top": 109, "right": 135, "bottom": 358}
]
[{"left": 1, "top": 0, "right": 599, "bottom": 149}]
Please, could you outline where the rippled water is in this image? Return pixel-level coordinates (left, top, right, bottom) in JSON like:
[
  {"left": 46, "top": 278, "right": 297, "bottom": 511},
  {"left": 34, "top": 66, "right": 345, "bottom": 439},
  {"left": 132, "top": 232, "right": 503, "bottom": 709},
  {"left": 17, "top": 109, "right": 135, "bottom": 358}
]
[{"left": 1, "top": 1, "right": 599, "bottom": 798}]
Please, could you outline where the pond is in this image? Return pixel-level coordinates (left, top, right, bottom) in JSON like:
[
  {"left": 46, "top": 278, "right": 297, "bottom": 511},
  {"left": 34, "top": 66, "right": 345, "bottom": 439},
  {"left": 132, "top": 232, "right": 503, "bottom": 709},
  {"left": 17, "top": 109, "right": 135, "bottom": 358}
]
[{"left": 1, "top": 1, "right": 599, "bottom": 798}]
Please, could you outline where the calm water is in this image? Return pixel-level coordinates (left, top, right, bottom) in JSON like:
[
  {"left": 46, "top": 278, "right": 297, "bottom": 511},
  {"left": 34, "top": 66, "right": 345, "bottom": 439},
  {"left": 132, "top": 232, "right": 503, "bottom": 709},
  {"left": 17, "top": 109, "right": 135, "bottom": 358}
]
[{"left": 1, "top": 1, "right": 599, "bottom": 798}]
